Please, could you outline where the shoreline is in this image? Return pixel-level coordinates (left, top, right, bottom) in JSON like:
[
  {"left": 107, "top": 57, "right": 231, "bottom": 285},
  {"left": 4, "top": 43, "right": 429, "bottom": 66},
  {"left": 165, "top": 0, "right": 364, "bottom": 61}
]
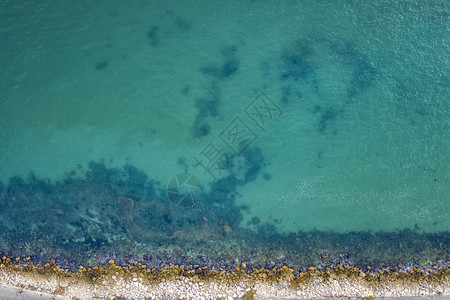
[{"left": 1, "top": 258, "right": 448, "bottom": 299}]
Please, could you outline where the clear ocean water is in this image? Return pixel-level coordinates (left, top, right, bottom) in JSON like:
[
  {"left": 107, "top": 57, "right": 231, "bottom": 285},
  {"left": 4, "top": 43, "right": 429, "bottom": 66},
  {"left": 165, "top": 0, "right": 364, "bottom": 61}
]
[{"left": 0, "top": 0, "right": 448, "bottom": 270}]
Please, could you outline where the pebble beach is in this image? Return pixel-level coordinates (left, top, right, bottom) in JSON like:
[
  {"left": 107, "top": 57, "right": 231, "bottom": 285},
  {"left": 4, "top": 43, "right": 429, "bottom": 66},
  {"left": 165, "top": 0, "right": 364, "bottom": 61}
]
[{"left": 1, "top": 260, "right": 449, "bottom": 299}]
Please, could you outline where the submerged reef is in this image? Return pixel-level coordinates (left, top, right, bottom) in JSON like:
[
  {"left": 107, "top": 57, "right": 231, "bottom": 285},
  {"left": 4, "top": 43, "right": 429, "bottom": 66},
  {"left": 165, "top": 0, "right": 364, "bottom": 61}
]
[{"left": 0, "top": 161, "right": 448, "bottom": 276}]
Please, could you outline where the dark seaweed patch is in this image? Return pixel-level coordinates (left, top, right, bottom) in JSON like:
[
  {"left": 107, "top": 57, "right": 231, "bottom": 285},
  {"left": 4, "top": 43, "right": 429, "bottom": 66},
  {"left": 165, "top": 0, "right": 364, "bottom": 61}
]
[
  {"left": 200, "top": 45, "right": 239, "bottom": 79},
  {"left": 207, "top": 146, "right": 267, "bottom": 205},
  {"left": 262, "top": 173, "right": 271, "bottom": 181},
  {"left": 191, "top": 84, "right": 220, "bottom": 138},
  {"left": 280, "top": 39, "right": 315, "bottom": 81},
  {"left": 242, "top": 147, "right": 266, "bottom": 182},
  {"left": 147, "top": 26, "right": 159, "bottom": 46},
  {"left": 277, "top": 34, "right": 379, "bottom": 133},
  {"left": 209, "top": 175, "right": 239, "bottom": 204},
  {"left": 222, "top": 59, "right": 239, "bottom": 77},
  {"left": 256, "top": 223, "right": 277, "bottom": 237},
  {"left": 194, "top": 89, "right": 219, "bottom": 118},
  {"left": 312, "top": 105, "right": 338, "bottom": 133},
  {"left": 331, "top": 40, "right": 359, "bottom": 62},
  {"left": 317, "top": 151, "right": 323, "bottom": 159},
  {"left": 201, "top": 59, "right": 239, "bottom": 79},
  {"left": 329, "top": 40, "right": 377, "bottom": 97},
  {"left": 281, "top": 85, "right": 303, "bottom": 104},
  {"left": 95, "top": 61, "right": 108, "bottom": 71},
  {"left": 181, "top": 85, "right": 191, "bottom": 96},
  {"left": 191, "top": 46, "right": 239, "bottom": 138},
  {"left": 276, "top": 35, "right": 379, "bottom": 119},
  {"left": 192, "top": 122, "right": 211, "bottom": 138},
  {"left": 348, "top": 58, "right": 377, "bottom": 97},
  {"left": 312, "top": 104, "right": 321, "bottom": 114},
  {"left": 174, "top": 17, "right": 191, "bottom": 32},
  {"left": 318, "top": 107, "right": 339, "bottom": 133},
  {"left": 252, "top": 217, "right": 261, "bottom": 225}
]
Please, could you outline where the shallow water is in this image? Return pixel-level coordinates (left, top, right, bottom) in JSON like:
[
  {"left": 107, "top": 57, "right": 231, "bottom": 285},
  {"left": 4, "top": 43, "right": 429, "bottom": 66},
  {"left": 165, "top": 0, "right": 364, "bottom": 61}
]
[{"left": 0, "top": 0, "right": 448, "bottom": 270}]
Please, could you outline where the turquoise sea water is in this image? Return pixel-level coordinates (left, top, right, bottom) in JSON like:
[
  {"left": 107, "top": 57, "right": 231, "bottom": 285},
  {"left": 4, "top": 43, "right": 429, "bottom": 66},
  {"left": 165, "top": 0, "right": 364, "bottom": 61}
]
[{"left": 0, "top": 1, "right": 448, "bottom": 270}]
